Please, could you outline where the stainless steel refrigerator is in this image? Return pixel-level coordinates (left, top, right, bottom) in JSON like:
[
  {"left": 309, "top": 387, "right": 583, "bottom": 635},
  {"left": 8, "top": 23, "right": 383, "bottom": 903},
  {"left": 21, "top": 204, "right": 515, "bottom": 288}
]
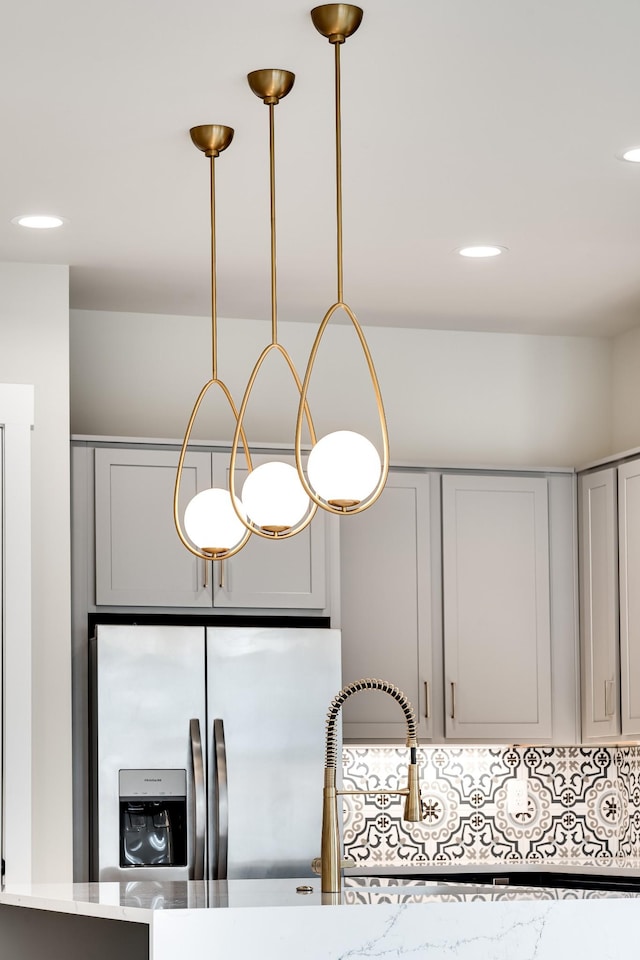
[{"left": 90, "top": 623, "right": 341, "bottom": 882}]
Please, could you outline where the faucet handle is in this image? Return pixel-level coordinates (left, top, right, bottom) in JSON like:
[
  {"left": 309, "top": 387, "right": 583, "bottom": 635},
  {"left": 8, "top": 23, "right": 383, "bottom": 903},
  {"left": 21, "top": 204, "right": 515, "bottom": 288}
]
[{"left": 311, "top": 857, "right": 356, "bottom": 875}]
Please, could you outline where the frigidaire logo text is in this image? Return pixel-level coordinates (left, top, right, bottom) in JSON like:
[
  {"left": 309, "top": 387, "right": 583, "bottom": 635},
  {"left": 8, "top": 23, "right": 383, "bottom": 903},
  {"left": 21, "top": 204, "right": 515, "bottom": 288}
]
[{"left": 144, "top": 778, "right": 162, "bottom": 782}]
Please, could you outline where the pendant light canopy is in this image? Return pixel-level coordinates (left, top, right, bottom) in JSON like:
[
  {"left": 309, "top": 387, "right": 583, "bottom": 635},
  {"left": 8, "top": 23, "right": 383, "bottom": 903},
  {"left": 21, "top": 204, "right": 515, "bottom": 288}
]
[
  {"left": 173, "top": 124, "right": 252, "bottom": 561},
  {"left": 228, "top": 68, "right": 318, "bottom": 540},
  {"left": 294, "top": 4, "right": 390, "bottom": 515}
]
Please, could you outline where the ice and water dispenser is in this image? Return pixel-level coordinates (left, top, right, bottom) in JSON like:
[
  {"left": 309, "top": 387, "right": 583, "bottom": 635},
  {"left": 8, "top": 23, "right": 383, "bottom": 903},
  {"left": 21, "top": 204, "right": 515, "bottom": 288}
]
[{"left": 118, "top": 769, "right": 188, "bottom": 868}]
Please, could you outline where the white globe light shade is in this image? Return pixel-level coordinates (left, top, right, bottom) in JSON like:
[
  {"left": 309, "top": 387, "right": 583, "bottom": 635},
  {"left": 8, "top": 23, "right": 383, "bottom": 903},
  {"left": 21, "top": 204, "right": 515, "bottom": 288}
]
[
  {"left": 242, "top": 461, "right": 309, "bottom": 531},
  {"left": 184, "top": 487, "right": 247, "bottom": 553},
  {"left": 307, "top": 430, "right": 381, "bottom": 505}
]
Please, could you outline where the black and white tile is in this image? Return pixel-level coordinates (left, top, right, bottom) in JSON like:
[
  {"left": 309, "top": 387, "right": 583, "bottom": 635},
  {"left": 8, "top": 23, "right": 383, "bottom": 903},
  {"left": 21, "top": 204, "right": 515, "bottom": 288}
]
[{"left": 342, "top": 745, "right": 639, "bottom": 867}]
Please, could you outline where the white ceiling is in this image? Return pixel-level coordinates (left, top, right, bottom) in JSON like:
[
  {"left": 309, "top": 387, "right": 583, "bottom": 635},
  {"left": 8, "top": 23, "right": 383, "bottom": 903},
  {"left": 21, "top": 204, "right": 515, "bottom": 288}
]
[{"left": 3, "top": 0, "right": 640, "bottom": 336}]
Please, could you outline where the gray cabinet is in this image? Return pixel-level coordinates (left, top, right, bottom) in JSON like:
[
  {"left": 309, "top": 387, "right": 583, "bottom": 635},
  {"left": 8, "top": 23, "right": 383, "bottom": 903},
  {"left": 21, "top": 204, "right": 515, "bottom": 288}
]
[
  {"left": 211, "top": 453, "right": 328, "bottom": 610},
  {"left": 578, "top": 467, "right": 619, "bottom": 739},
  {"left": 618, "top": 459, "right": 640, "bottom": 737},
  {"left": 340, "top": 471, "right": 433, "bottom": 741},
  {"left": 442, "top": 474, "right": 552, "bottom": 741},
  {"left": 95, "top": 448, "right": 212, "bottom": 607},
  {"left": 340, "top": 468, "right": 574, "bottom": 744},
  {"left": 91, "top": 445, "right": 332, "bottom": 613},
  {"left": 579, "top": 457, "right": 640, "bottom": 740}
]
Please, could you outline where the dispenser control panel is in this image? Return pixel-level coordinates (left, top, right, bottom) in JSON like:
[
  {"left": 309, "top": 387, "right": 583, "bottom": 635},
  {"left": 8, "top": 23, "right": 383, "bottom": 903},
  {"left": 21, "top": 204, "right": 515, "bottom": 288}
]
[{"left": 119, "top": 768, "right": 186, "bottom": 798}]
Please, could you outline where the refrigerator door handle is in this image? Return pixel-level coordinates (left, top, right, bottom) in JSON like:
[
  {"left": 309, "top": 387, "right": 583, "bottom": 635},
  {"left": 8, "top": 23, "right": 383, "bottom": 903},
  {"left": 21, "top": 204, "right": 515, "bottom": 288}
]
[
  {"left": 213, "top": 718, "right": 229, "bottom": 880},
  {"left": 189, "top": 718, "right": 206, "bottom": 881}
]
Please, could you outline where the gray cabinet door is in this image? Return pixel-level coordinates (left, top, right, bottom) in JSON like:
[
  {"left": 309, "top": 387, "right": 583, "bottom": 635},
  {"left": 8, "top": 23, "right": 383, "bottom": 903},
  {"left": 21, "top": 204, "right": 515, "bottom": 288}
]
[
  {"left": 579, "top": 468, "right": 619, "bottom": 739},
  {"left": 618, "top": 459, "right": 640, "bottom": 737},
  {"left": 95, "top": 448, "right": 213, "bottom": 606},
  {"left": 340, "top": 471, "right": 432, "bottom": 740},
  {"left": 442, "top": 474, "right": 552, "bottom": 740},
  {"left": 94, "top": 447, "right": 331, "bottom": 611},
  {"left": 211, "top": 453, "right": 328, "bottom": 610}
]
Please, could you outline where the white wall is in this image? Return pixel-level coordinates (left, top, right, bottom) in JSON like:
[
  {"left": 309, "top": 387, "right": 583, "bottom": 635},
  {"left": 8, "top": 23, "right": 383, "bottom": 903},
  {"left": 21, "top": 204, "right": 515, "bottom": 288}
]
[
  {"left": 71, "top": 309, "right": 612, "bottom": 467},
  {"left": 0, "top": 263, "right": 72, "bottom": 882},
  {"left": 612, "top": 325, "right": 640, "bottom": 455}
]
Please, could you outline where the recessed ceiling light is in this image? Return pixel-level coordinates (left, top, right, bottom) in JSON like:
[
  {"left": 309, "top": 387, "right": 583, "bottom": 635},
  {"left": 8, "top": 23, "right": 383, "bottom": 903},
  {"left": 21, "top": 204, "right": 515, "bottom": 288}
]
[
  {"left": 11, "top": 214, "right": 66, "bottom": 229},
  {"left": 619, "top": 147, "right": 640, "bottom": 163},
  {"left": 458, "top": 245, "right": 507, "bottom": 258}
]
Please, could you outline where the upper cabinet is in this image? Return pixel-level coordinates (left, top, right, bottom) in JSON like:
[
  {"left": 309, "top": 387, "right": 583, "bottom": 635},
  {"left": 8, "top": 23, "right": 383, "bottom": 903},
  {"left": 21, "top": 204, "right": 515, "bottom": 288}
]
[
  {"left": 618, "top": 459, "right": 640, "bottom": 737},
  {"left": 579, "top": 456, "right": 640, "bottom": 741},
  {"left": 339, "top": 468, "right": 575, "bottom": 744},
  {"left": 77, "top": 440, "right": 580, "bottom": 744},
  {"left": 95, "top": 447, "right": 212, "bottom": 607},
  {"left": 84, "top": 444, "right": 333, "bottom": 614},
  {"left": 210, "top": 453, "right": 327, "bottom": 610},
  {"left": 340, "top": 471, "right": 433, "bottom": 741},
  {"left": 442, "top": 474, "right": 552, "bottom": 741},
  {"left": 578, "top": 467, "right": 619, "bottom": 739}
]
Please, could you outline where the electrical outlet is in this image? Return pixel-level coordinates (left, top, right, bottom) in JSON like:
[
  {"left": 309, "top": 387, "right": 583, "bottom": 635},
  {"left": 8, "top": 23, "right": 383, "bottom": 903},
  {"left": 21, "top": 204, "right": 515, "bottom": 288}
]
[{"left": 506, "top": 777, "right": 529, "bottom": 814}]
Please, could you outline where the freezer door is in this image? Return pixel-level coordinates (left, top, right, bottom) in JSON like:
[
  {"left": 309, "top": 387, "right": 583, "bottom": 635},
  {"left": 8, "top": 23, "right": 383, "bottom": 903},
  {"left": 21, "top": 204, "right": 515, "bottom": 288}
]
[
  {"left": 206, "top": 627, "right": 341, "bottom": 879},
  {"left": 93, "top": 624, "right": 206, "bottom": 881}
]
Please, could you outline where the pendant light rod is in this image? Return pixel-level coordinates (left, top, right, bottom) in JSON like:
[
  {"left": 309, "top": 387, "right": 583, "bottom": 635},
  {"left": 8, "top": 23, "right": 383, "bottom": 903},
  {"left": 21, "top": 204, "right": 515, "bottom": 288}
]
[
  {"left": 247, "top": 69, "right": 295, "bottom": 344},
  {"left": 311, "top": 4, "right": 364, "bottom": 300},
  {"left": 189, "top": 124, "right": 235, "bottom": 377},
  {"left": 209, "top": 154, "right": 219, "bottom": 378},
  {"left": 334, "top": 40, "right": 343, "bottom": 303},
  {"left": 269, "top": 103, "right": 278, "bottom": 343}
]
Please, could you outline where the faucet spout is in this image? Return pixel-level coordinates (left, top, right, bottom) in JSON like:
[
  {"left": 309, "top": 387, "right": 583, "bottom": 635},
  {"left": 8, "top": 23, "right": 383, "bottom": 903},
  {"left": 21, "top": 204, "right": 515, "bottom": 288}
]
[{"left": 317, "top": 678, "right": 423, "bottom": 893}]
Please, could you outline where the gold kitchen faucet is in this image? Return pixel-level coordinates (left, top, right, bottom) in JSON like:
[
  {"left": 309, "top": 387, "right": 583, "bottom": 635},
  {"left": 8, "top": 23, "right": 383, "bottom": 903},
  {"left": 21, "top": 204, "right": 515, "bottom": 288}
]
[{"left": 313, "top": 678, "right": 423, "bottom": 893}]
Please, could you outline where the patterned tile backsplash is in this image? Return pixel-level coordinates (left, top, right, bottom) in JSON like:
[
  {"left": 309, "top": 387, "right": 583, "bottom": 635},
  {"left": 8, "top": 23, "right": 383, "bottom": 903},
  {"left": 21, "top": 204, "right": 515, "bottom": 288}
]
[{"left": 342, "top": 745, "right": 640, "bottom": 868}]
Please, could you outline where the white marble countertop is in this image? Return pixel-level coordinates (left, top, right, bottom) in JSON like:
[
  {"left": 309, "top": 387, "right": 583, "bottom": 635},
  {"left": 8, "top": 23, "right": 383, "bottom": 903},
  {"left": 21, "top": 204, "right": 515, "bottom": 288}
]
[
  {"left": 1, "top": 879, "right": 348, "bottom": 921},
  {"left": 4, "top": 878, "right": 640, "bottom": 959},
  {"left": 1, "top": 873, "right": 640, "bottom": 923}
]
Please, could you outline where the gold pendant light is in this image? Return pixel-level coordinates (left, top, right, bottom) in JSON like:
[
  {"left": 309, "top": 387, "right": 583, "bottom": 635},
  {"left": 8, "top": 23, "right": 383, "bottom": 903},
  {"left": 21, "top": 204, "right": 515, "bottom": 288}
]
[
  {"left": 173, "top": 124, "right": 253, "bottom": 561},
  {"left": 294, "top": 4, "right": 390, "bottom": 515},
  {"left": 228, "top": 69, "right": 318, "bottom": 539}
]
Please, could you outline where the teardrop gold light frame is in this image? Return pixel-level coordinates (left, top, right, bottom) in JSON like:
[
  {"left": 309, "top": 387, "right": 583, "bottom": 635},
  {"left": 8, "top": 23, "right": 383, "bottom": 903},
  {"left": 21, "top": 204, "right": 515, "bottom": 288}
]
[
  {"left": 174, "top": 124, "right": 253, "bottom": 561},
  {"left": 294, "top": 4, "right": 390, "bottom": 515},
  {"left": 228, "top": 69, "right": 319, "bottom": 540}
]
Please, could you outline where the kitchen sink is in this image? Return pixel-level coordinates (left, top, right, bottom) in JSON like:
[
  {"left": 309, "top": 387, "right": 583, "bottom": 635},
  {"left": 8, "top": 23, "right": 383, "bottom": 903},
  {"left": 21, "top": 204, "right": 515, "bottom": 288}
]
[{"left": 348, "top": 870, "right": 640, "bottom": 893}]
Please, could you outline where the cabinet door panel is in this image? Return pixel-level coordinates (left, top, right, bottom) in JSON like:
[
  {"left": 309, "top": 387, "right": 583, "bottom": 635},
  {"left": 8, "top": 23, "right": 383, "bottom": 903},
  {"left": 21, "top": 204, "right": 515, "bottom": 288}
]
[
  {"left": 95, "top": 448, "right": 213, "bottom": 606},
  {"left": 211, "top": 454, "right": 327, "bottom": 609},
  {"left": 618, "top": 460, "right": 640, "bottom": 736},
  {"left": 340, "top": 472, "right": 432, "bottom": 740},
  {"left": 579, "top": 468, "right": 619, "bottom": 739},
  {"left": 443, "top": 474, "right": 551, "bottom": 740}
]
